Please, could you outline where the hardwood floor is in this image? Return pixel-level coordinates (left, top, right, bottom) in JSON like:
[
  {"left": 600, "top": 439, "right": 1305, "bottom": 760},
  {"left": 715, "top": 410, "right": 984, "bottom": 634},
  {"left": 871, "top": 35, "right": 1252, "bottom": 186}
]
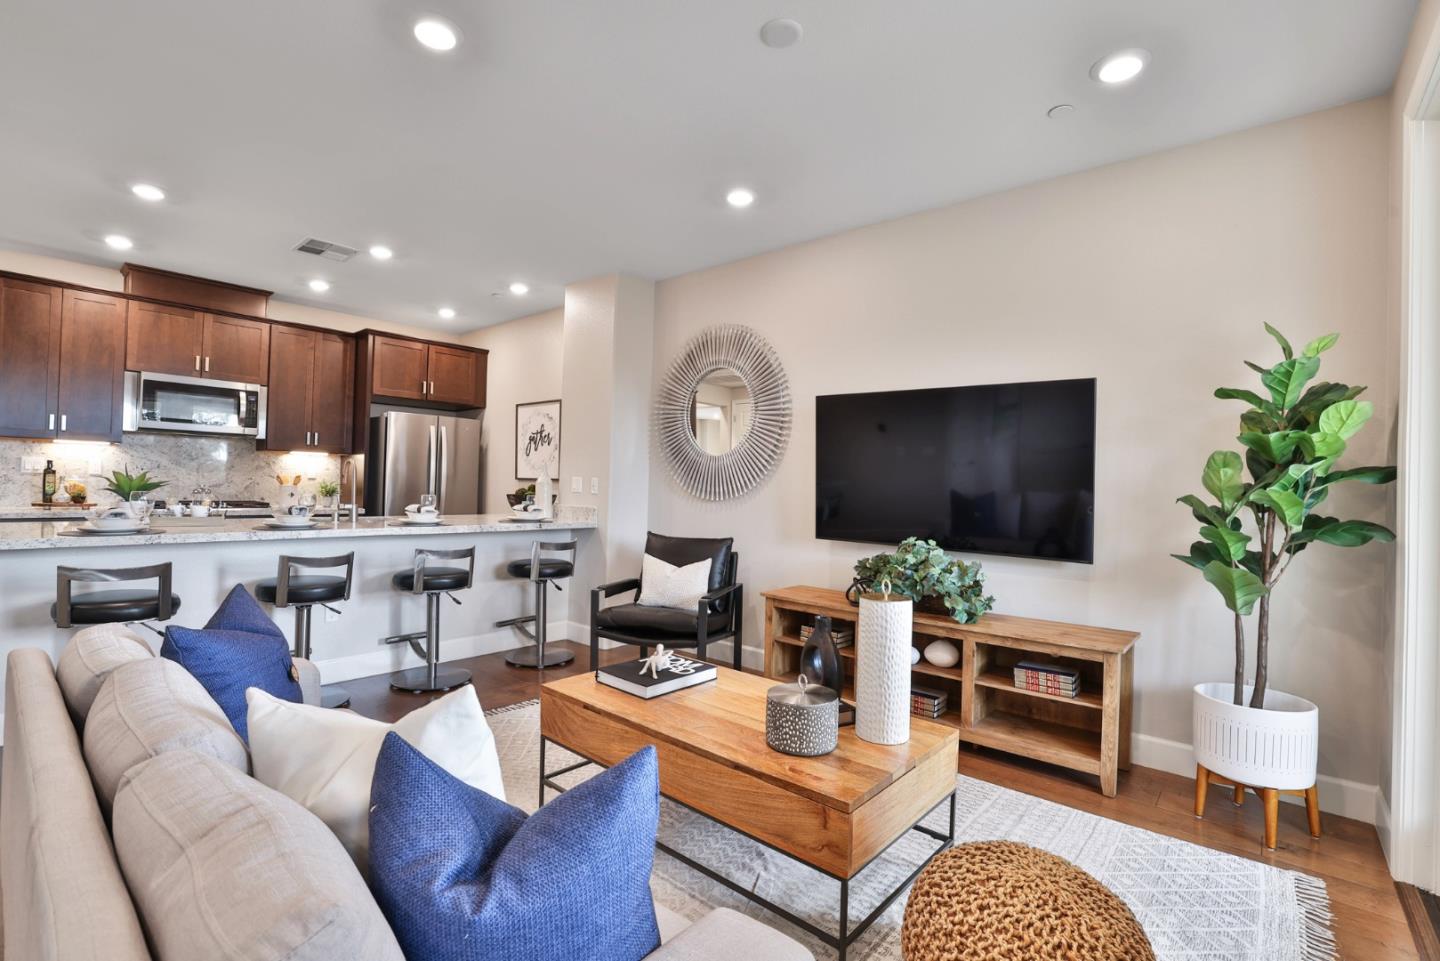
[{"left": 336, "top": 640, "right": 1420, "bottom": 960}]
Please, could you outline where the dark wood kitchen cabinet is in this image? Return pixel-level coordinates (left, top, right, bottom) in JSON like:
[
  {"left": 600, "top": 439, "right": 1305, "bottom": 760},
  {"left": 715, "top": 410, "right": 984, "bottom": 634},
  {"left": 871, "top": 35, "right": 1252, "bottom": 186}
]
[
  {"left": 364, "top": 333, "right": 486, "bottom": 407},
  {"left": 426, "top": 343, "right": 486, "bottom": 407},
  {"left": 0, "top": 280, "right": 124, "bottom": 442},
  {"left": 370, "top": 335, "right": 430, "bottom": 401},
  {"left": 126, "top": 303, "right": 269, "bottom": 384},
  {"left": 262, "top": 326, "right": 353, "bottom": 453}
]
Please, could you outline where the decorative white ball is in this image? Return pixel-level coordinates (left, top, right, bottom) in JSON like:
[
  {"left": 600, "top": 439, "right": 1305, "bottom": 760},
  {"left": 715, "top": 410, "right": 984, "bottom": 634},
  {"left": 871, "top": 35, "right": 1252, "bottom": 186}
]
[
  {"left": 910, "top": 647, "right": 921, "bottom": 665},
  {"left": 923, "top": 639, "right": 960, "bottom": 668}
]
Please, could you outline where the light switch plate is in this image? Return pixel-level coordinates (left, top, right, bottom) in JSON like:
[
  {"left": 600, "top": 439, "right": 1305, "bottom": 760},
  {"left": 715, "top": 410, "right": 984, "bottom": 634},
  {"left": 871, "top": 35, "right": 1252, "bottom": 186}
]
[
  {"left": 590, "top": 477, "right": 600, "bottom": 495},
  {"left": 571, "top": 476, "right": 583, "bottom": 493},
  {"left": 20, "top": 456, "right": 45, "bottom": 473}
]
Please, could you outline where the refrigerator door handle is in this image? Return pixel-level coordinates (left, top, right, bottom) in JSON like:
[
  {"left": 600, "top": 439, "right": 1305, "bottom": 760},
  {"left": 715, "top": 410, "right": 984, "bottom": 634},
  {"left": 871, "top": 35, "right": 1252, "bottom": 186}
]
[
  {"left": 427, "top": 424, "right": 437, "bottom": 497},
  {"left": 438, "top": 424, "right": 448, "bottom": 512}
]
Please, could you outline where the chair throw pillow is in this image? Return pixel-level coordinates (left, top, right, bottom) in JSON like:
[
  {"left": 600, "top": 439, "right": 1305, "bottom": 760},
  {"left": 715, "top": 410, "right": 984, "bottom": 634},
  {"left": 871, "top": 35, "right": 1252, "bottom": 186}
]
[
  {"left": 160, "top": 584, "right": 301, "bottom": 743},
  {"left": 637, "top": 553, "right": 712, "bottom": 611},
  {"left": 369, "top": 735, "right": 661, "bottom": 961},
  {"left": 247, "top": 684, "right": 505, "bottom": 874}
]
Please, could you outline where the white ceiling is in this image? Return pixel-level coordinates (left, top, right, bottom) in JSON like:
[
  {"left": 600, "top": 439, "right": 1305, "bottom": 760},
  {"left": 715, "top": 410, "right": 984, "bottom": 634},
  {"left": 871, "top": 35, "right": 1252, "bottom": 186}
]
[{"left": 0, "top": 0, "right": 1416, "bottom": 331}]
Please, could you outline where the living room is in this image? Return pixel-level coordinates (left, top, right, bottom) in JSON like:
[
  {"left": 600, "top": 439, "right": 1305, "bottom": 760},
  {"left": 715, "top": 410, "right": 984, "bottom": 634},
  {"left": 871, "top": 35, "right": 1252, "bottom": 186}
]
[{"left": 2, "top": 2, "right": 1438, "bottom": 960}]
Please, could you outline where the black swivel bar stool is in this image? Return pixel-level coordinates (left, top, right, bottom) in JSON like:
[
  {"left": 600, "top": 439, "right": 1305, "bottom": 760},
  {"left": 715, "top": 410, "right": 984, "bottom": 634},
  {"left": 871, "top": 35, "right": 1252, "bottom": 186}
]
[
  {"left": 498, "top": 539, "right": 577, "bottom": 669},
  {"left": 52, "top": 563, "right": 181, "bottom": 635},
  {"left": 255, "top": 552, "right": 354, "bottom": 709},
  {"left": 383, "top": 546, "right": 475, "bottom": 693}
]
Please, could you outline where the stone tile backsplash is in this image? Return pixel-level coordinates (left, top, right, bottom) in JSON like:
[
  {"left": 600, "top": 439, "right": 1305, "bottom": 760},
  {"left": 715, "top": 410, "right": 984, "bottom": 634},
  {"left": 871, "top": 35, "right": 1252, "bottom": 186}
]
[{"left": 0, "top": 434, "right": 340, "bottom": 508}]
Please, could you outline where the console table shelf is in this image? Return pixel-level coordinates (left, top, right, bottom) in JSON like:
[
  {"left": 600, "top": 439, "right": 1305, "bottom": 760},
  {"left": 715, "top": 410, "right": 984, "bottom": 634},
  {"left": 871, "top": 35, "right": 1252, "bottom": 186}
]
[{"left": 761, "top": 585, "right": 1138, "bottom": 796}]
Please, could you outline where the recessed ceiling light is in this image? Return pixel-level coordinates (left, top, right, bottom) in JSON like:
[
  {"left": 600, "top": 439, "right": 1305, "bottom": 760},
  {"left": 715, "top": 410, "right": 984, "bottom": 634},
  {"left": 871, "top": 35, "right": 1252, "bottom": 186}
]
[
  {"left": 726, "top": 187, "right": 756, "bottom": 209},
  {"left": 438, "top": 307, "right": 456, "bottom": 320},
  {"left": 130, "top": 183, "right": 166, "bottom": 202},
  {"left": 759, "top": 18, "right": 803, "bottom": 49},
  {"left": 104, "top": 234, "right": 134, "bottom": 250},
  {"left": 369, "top": 245, "right": 394, "bottom": 260},
  {"left": 508, "top": 281, "right": 530, "bottom": 296},
  {"left": 1091, "top": 49, "right": 1149, "bottom": 85},
  {"left": 308, "top": 279, "right": 331, "bottom": 293},
  {"left": 413, "top": 17, "right": 459, "bottom": 52}
]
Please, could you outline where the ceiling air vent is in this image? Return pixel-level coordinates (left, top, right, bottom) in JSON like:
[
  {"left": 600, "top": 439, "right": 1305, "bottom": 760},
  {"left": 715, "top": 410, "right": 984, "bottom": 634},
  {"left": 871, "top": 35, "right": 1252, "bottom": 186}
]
[{"left": 294, "top": 238, "right": 358, "bottom": 262}]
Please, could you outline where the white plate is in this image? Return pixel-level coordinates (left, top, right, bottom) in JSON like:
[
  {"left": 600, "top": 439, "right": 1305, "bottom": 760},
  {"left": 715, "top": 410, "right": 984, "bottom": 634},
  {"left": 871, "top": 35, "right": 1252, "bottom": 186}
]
[
  {"left": 72, "top": 523, "right": 148, "bottom": 535},
  {"left": 260, "top": 521, "right": 317, "bottom": 530},
  {"left": 400, "top": 515, "right": 444, "bottom": 525}
]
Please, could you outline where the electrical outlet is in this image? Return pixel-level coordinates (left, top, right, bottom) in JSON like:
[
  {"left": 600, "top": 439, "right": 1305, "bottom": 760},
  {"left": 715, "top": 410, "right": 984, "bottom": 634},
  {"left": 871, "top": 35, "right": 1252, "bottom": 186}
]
[
  {"left": 571, "top": 476, "right": 583, "bottom": 493},
  {"left": 590, "top": 476, "right": 600, "bottom": 495},
  {"left": 20, "top": 456, "right": 45, "bottom": 473}
]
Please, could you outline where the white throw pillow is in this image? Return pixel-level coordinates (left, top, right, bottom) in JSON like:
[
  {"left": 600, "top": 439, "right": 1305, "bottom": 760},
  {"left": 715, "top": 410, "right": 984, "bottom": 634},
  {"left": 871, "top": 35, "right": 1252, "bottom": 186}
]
[
  {"left": 245, "top": 685, "right": 505, "bottom": 874},
  {"left": 637, "top": 553, "right": 712, "bottom": 611}
]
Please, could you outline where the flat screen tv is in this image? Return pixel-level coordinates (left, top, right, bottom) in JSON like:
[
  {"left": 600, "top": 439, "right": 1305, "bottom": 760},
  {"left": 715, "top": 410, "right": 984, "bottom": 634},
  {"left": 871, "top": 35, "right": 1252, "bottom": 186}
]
[{"left": 816, "top": 378, "right": 1095, "bottom": 563}]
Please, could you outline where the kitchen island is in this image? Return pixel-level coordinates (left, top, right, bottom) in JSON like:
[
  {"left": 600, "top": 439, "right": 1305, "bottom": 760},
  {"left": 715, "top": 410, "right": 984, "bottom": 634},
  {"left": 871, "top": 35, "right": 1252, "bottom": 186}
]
[{"left": 0, "top": 508, "right": 599, "bottom": 732}]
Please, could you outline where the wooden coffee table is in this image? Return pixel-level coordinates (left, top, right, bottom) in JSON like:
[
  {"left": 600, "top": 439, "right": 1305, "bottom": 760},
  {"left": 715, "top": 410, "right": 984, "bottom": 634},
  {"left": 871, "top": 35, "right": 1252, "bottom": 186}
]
[{"left": 539, "top": 668, "right": 959, "bottom": 960}]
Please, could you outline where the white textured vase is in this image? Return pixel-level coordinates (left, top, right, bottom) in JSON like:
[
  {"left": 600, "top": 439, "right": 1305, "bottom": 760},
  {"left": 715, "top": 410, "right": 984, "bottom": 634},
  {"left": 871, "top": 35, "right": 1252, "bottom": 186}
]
[
  {"left": 1192, "top": 682, "right": 1318, "bottom": 790},
  {"left": 856, "top": 593, "right": 912, "bottom": 745}
]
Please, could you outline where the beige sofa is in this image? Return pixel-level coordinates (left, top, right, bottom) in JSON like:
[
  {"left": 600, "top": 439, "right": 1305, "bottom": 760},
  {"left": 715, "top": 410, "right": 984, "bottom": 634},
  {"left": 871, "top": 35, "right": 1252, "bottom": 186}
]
[{"left": 0, "top": 635, "right": 811, "bottom": 960}]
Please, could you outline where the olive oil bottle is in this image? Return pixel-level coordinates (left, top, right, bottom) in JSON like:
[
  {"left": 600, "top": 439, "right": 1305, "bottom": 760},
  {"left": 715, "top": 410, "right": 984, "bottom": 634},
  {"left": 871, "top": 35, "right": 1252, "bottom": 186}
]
[{"left": 41, "top": 460, "right": 57, "bottom": 503}]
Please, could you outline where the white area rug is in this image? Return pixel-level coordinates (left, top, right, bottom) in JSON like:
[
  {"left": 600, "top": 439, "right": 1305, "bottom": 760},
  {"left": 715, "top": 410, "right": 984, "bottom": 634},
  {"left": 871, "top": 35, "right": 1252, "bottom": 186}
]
[{"left": 486, "top": 701, "right": 1336, "bottom": 961}]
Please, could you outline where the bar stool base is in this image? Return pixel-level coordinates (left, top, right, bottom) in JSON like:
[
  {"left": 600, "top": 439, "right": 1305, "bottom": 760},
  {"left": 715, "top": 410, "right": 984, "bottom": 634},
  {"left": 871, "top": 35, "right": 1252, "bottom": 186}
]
[
  {"left": 388, "top": 666, "right": 472, "bottom": 694},
  {"left": 321, "top": 687, "right": 352, "bottom": 709},
  {"left": 505, "top": 646, "right": 575, "bottom": 669}
]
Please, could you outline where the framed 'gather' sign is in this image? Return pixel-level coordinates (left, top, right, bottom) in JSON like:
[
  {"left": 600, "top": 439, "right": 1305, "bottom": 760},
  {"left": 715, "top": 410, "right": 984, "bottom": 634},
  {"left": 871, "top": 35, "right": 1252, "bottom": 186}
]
[{"left": 515, "top": 399, "right": 561, "bottom": 481}]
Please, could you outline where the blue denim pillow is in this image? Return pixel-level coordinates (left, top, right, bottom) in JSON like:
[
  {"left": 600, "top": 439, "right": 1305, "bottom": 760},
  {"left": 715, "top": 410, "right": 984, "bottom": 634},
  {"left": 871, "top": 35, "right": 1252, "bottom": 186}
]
[
  {"left": 370, "top": 733, "right": 661, "bottom": 961},
  {"left": 160, "top": 584, "right": 300, "bottom": 742}
]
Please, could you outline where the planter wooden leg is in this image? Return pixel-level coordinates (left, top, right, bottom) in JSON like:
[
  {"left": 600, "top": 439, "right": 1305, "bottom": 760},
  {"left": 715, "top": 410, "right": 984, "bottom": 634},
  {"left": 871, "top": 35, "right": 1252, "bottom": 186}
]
[
  {"left": 1305, "top": 785, "right": 1322, "bottom": 839},
  {"left": 1232, "top": 783, "right": 1245, "bottom": 806},
  {"left": 1194, "top": 765, "right": 1209, "bottom": 818},
  {"left": 1262, "top": 788, "right": 1279, "bottom": 850}
]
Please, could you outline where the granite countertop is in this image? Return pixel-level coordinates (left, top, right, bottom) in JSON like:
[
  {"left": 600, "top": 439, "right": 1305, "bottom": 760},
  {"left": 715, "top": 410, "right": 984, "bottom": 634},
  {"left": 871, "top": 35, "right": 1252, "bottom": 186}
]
[{"left": 0, "top": 508, "right": 597, "bottom": 551}]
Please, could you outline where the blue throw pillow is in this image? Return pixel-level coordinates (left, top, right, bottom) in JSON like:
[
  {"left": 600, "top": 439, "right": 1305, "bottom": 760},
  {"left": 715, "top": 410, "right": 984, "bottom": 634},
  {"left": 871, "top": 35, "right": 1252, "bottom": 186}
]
[
  {"left": 370, "top": 733, "right": 661, "bottom": 961},
  {"left": 160, "top": 584, "right": 301, "bottom": 742}
]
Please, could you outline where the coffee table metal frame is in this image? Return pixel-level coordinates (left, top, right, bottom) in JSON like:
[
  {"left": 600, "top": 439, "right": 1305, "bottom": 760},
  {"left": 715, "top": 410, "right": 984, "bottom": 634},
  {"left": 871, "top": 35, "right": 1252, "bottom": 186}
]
[{"left": 539, "top": 735, "right": 956, "bottom": 961}]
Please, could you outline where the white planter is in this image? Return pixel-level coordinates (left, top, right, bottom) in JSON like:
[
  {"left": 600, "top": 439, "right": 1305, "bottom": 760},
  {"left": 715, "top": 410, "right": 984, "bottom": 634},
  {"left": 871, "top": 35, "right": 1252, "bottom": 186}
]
[
  {"left": 856, "top": 594, "right": 912, "bottom": 745},
  {"left": 1192, "top": 682, "right": 1318, "bottom": 791}
]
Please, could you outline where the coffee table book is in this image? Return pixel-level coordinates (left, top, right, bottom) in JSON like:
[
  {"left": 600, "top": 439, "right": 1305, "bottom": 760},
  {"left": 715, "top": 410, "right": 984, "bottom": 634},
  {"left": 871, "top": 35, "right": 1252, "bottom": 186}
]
[{"left": 595, "top": 657, "right": 716, "bottom": 698}]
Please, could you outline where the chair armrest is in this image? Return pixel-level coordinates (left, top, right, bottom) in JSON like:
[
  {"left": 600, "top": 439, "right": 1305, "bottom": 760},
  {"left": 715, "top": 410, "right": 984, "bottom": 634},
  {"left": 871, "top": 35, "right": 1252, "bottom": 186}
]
[
  {"left": 698, "top": 582, "right": 743, "bottom": 605},
  {"left": 644, "top": 908, "right": 812, "bottom": 961},
  {"left": 293, "top": 657, "right": 322, "bottom": 706},
  {"left": 594, "top": 577, "right": 641, "bottom": 600}
]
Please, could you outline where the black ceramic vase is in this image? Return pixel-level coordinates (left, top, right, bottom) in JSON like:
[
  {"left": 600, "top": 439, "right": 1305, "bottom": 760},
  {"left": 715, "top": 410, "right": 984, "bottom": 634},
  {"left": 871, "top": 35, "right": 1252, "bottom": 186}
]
[{"left": 799, "top": 616, "right": 845, "bottom": 696}]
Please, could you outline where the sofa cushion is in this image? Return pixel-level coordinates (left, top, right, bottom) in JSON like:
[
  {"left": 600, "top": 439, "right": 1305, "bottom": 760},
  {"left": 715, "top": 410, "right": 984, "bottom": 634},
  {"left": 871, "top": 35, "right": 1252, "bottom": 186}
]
[
  {"left": 160, "top": 584, "right": 301, "bottom": 742},
  {"left": 645, "top": 908, "right": 813, "bottom": 961},
  {"left": 84, "top": 656, "right": 248, "bottom": 814},
  {"left": 247, "top": 684, "right": 505, "bottom": 873},
  {"left": 637, "top": 553, "right": 713, "bottom": 611},
  {"left": 113, "top": 749, "right": 405, "bottom": 961},
  {"left": 643, "top": 532, "right": 734, "bottom": 612},
  {"left": 370, "top": 735, "right": 662, "bottom": 961},
  {"left": 56, "top": 623, "right": 153, "bottom": 724}
]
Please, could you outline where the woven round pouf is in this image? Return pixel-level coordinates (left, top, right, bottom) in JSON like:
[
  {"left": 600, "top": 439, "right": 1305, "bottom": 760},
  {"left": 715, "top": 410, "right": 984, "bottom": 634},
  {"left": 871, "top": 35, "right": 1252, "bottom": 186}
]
[{"left": 901, "top": 841, "right": 1154, "bottom": 961}]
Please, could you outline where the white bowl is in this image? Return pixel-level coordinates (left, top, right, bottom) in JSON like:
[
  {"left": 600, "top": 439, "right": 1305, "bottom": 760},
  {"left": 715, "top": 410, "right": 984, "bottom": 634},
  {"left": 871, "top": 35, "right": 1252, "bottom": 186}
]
[
  {"left": 269, "top": 514, "right": 313, "bottom": 527},
  {"left": 403, "top": 512, "right": 443, "bottom": 525},
  {"left": 90, "top": 514, "right": 138, "bottom": 531}
]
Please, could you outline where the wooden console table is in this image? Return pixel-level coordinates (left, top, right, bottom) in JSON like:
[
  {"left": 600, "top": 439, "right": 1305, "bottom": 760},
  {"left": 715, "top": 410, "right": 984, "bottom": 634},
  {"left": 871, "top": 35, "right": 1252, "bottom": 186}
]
[{"left": 762, "top": 586, "right": 1138, "bottom": 797}]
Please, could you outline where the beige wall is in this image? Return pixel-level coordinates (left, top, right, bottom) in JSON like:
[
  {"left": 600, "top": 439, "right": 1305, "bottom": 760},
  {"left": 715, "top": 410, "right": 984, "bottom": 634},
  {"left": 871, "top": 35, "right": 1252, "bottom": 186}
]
[
  {"left": 647, "top": 97, "right": 1394, "bottom": 797},
  {"left": 463, "top": 308, "right": 564, "bottom": 512}
]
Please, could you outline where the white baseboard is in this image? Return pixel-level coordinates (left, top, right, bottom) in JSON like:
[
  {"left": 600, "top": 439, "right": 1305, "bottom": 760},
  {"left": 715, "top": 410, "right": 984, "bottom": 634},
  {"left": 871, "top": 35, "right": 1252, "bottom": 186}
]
[
  {"left": 1375, "top": 791, "right": 1393, "bottom": 865},
  {"left": 1131, "top": 732, "right": 1379, "bottom": 825},
  {"left": 314, "top": 619, "right": 590, "bottom": 684}
]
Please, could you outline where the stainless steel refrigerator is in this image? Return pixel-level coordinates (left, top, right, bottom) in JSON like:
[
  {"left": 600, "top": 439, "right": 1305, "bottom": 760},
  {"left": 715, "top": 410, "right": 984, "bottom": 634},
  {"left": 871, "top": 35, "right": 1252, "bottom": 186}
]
[{"left": 366, "top": 411, "right": 482, "bottom": 515}]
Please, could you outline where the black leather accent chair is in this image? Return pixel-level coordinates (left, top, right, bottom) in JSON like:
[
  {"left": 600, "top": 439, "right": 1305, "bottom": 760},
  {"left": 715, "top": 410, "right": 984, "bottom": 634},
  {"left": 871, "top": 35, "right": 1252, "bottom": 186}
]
[{"left": 590, "top": 533, "right": 742, "bottom": 671}]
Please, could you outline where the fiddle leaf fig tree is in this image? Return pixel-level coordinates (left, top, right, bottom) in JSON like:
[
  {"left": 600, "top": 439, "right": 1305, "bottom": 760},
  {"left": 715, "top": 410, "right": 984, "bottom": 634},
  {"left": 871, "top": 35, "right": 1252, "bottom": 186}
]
[{"left": 1174, "top": 326, "right": 1396, "bottom": 709}]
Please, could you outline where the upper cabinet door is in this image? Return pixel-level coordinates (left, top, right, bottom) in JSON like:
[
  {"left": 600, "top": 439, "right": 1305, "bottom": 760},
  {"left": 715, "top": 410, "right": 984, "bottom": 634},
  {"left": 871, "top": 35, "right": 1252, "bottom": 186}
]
[
  {"left": 57, "top": 289, "right": 126, "bottom": 442},
  {"left": 426, "top": 344, "right": 486, "bottom": 407},
  {"left": 202, "top": 314, "right": 270, "bottom": 384},
  {"left": 264, "top": 325, "right": 316, "bottom": 451},
  {"left": 126, "top": 302, "right": 205, "bottom": 375},
  {"left": 0, "top": 279, "right": 61, "bottom": 439},
  {"left": 310, "top": 332, "right": 354, "bottom": 453},
  {"left": 370, "top": 335, "right": 429, "bottom": 401}
]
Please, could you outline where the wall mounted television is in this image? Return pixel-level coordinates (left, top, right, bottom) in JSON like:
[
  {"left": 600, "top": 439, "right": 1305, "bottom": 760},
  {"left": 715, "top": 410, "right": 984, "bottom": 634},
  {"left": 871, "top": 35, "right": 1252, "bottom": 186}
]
[{"left": 815, "top": 378, "right": 1096, "bottom": 564}]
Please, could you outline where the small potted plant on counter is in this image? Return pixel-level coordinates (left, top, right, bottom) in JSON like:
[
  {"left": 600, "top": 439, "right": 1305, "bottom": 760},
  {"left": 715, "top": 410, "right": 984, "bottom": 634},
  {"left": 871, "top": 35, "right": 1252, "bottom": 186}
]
[
  {"left": 317, "top": 479, "right": 340, "bottom": 510},
  {"left": 847, "top": 537, "right": 994, "bottom": 624},
  {"left": 1175, "top": 324, "right": 1395, "bottom": 848},
  {"left": 99, "top": 468, "right": 167, "bottom": 508}
]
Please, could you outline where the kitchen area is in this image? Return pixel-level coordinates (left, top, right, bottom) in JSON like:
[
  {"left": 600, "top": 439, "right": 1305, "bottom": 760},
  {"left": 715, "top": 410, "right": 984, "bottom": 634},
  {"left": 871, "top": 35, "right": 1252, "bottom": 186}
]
[{"left": 0, "top": 264, "right": 595, "bottom": 691}]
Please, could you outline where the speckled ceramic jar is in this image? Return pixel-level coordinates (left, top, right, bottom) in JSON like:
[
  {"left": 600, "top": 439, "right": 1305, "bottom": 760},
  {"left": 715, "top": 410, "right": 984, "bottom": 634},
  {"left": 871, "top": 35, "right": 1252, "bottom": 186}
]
[{"left": 765, "top": 675, "right": 839, "bottom": 757}]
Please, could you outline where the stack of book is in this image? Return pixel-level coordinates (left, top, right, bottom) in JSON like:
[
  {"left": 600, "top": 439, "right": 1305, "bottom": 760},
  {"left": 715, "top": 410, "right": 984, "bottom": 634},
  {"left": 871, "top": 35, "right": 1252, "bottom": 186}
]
[
  {"left": 1013, "top": 661, "right": 1081, "bottom": 698},
  {"left": 911, "top": 685, "right": 948, "bottom": 718},
  {"left": 800, "top": 622, "right": 854, "bottom": 649}
]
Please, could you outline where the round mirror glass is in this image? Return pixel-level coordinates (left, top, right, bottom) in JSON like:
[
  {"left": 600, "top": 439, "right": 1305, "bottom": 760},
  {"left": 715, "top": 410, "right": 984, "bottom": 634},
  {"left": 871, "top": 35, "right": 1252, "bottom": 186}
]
[{"left": 690, "top": 367, "right": 753, "bottom": 455}]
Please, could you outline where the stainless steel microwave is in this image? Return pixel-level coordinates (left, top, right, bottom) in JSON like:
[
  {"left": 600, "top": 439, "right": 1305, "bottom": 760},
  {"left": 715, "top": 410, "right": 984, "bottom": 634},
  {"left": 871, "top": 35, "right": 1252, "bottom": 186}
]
[{"left": 123, "top": 371, "right": 267, "bottom": 438}]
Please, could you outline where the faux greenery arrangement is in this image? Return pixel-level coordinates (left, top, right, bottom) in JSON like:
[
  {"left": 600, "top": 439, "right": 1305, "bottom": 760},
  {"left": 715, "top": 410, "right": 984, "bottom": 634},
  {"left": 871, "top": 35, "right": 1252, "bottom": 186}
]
[
  {"left": 99, "top": 468, "right": 167, "bottom": 500},
  {"left": 317, "top": 480, "right": 340, "bottom": 499},
  {"left": 851, "top": 537, "right": 994, "bottom": 624},
  {"left": 1174, "top": 325, "right": 1395, "bottom": 709}
]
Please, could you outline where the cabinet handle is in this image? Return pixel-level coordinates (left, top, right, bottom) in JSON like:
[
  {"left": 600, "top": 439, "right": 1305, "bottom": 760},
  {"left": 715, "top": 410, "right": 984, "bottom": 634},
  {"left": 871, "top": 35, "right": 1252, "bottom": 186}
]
[
  {"left": 60, "top": 414, "right": 67, "bottom": 432},
  {"left": 48, "top": 413, "right": 54, "bottom": 431},
  {"left": 428, "top": 380, "right": 434, "bottom": 395},
  {"left": 421, "top": 379, "right": 427, "bottom": 395},
  {"left": 305, "top": 431, "right": 312, "bottom": 446},
  {"left": 313, "top": 431, "right": 319, "bottom": 446},
  {"left": 195, "top": 355, "right": 201, "bottom": 371},
  {"left": 204, "top": 356, "right": 211, "bottom": 373}
]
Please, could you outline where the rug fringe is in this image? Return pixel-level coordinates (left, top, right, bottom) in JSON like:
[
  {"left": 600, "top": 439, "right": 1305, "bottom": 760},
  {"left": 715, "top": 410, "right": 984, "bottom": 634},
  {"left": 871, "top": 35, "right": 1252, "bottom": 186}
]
[
  {"left": 1293, "top": 874, "right": 1338, "bottom": 961},
  {"left": 485, "top": 698, "right": 540, "bottom": 717}
]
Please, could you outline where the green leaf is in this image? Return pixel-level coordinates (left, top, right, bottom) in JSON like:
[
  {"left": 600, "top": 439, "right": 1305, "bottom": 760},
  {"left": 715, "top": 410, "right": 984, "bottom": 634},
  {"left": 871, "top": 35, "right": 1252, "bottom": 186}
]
[
  {"left": 1313, "top": 519, "right": 1397, "bottom": 547},
  {"left": 1261, "top": 356, "right": 1321, "bottom": 409},
  {"left": 1264, "top": 323, "right": 1294, "bottom": 360},
  {"left": 1200, "top": 525, "right": 1251, "bottom": 562},
  {"left": 1238, "top": 431, "right": 1300, "bottom": 463},
  {"left": 1244, "top": 360, "right": 1269, "bottom": 376},
  {"left": 1172, "top": 541, "right": 1225, "bottom": 571},
  {"left": 1202, "top": 451, "right": 1245, "bottom": 511},
  {"left": 1176, "top": 495, "right": 1226, "bottom": 527},
  {"left": 1296, "top": 432, "right": 1346, "bottom": 461},
  {"left": 1317, "top": 399, "right": 1373, "bottom": 440},
  {"left": 1319, "top": 465, "right": 1397, "bottom": 487},
  {"left": 1250, "top": 488, "right": 1305, "bottom": 529},
  {"left": 1202, "top": 561, "right": 1267, "bottom": 616},
  {"left": 1302, "top": 333, "right": 1339, "bottom": 357},
  {"left": 1214, "top": 387, "right": 1268, "bottom": 408}
]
